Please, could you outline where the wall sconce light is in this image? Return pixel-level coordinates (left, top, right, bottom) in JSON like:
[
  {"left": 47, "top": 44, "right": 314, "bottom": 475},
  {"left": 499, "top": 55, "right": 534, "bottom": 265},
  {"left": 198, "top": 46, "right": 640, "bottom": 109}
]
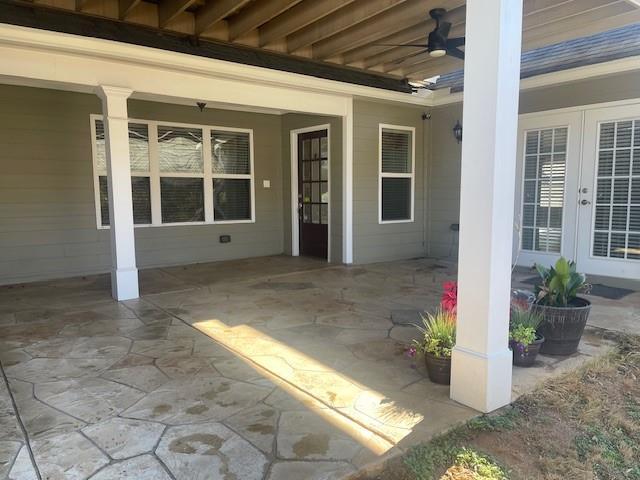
[
  {"left": 453, "top": 120, "right": 463, "bottom": 143},
  {"left": 197, "top": 102, "right": 207, "bottom": 112}
]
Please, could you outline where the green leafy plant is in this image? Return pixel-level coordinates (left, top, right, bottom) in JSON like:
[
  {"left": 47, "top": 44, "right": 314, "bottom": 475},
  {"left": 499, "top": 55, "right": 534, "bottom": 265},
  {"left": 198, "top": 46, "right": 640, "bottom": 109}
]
[
  {"left": 509, "top": 307, "right": 543, "bottom": 346},
  {"left": 534, "top": 257, "right": 588, "bottom": 307},
  {"left": 509, "top": 324, "right": 537, "bottom": 347},
  {"left": 414, "top": 309, "right": 456, "bottom": 358}
]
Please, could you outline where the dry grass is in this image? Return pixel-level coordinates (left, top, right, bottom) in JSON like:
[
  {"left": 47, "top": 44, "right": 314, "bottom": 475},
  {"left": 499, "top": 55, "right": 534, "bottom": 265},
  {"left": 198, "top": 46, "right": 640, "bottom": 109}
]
[{"left": 355, "top": 335, "right": 640, "bottom": 480}]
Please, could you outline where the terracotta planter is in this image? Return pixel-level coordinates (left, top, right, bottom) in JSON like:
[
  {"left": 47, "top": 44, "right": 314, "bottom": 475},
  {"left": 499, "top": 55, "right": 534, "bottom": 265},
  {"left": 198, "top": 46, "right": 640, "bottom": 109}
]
[
  {"left": 531, "top": 297, "right": 591, "bottom": 355},
  {"left": 424, "top": 352, "right": 451, "bottom": 385},
  {"left": 510, "top": 334, "right": 544, "bottom": 367}
]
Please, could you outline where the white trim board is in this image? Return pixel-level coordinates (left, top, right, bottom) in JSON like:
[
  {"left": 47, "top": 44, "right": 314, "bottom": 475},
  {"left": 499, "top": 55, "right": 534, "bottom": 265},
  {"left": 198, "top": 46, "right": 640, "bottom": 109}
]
[{"left": 289, "top": 124, "right": 332, "bottom": 263}]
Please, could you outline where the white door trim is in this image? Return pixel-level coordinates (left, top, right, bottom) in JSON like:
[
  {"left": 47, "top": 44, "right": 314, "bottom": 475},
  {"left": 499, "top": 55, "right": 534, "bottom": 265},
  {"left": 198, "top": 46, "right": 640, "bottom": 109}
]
[{"left": 289, "top": 124, "right": 331, "bottom": 262}]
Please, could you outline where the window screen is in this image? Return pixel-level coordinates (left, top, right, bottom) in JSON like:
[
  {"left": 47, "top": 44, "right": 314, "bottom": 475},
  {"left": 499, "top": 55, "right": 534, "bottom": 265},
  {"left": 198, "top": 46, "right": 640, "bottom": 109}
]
[
  {"left": 160, "top": 178, "right": 204, "bottom": 223},
  {"left": 380, "top": 126, "right": 413, "bottom": 222}
]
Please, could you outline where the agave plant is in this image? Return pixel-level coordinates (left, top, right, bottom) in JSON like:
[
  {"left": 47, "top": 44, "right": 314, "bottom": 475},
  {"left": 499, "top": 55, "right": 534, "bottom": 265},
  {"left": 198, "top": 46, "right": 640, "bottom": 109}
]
[{"left": 534, "top": 257, "right": 588, "bottom": 307}]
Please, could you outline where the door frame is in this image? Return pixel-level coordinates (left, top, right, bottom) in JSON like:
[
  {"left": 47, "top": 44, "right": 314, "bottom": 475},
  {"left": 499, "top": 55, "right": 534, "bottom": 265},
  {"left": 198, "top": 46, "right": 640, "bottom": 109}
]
[{"left": 290, "top": 124, "right": 331, "bottom": 262}]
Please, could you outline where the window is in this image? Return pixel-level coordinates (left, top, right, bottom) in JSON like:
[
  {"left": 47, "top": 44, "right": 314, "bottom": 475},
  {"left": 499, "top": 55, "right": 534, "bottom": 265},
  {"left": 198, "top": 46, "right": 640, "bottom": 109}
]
[
  {"left": 94, "top": 120, "right": 152, "bottom": 226},
  {"left": 379, "top": 125, "right": 415, "bottom": 223},
  {"left": 91, "top": 116, "right": 254, "bottom": 228},
  {"left": 211, "top": 130, "right": 253, "bottom": 221},
  {"left": 520, "top": 127, "right": 567, "bottom": 253}
]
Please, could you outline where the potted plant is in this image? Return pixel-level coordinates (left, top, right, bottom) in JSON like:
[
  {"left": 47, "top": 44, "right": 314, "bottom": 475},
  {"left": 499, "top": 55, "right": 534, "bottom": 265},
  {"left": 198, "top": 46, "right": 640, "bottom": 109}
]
[
  {"left": 414, "top": 308, "right": 456, "bottom": 385},
  {"left": 509, "top": 307, "right": 544, "bottom": 367},
  {"left": 531, "top": 257, "right": 591, "bottom": 355}
]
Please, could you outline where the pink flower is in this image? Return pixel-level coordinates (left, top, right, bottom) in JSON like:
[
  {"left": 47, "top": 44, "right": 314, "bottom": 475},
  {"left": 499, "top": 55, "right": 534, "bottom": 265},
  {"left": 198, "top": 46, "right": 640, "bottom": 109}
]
[
  {"left": 405, "top": 346, "right": 417, "bottom": 358},
  {"left": 441, "top": 281, "right": 458, "bottom": 315}
]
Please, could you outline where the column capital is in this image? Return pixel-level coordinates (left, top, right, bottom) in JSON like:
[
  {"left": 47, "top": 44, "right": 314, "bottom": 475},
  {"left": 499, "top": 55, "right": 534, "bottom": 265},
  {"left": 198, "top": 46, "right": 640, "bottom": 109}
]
[{"left": 96, "top": 85, "right": 134, "bottom": 100}]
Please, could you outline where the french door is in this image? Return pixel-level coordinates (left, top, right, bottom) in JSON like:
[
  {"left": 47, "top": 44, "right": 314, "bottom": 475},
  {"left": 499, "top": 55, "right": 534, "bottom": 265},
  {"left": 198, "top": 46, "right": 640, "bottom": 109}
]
[
  {"left": 514, "top": 112, "right": 582, "bottom": 268},
  {"left": 515, "top": 104, "right": 640, "bottom": 280},
  {"left": 575, "top": 104, "right": 640, "bottom": 279}
]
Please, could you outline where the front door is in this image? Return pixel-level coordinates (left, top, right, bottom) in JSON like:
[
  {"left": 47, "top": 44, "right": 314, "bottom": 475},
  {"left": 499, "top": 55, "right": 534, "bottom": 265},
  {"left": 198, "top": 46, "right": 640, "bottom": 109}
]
[
  {"left": 575, "top": 104, "right": 640, "bottom": 279},
  {"left": 298, "top": 130, "right": 328, "bottom": 258}
]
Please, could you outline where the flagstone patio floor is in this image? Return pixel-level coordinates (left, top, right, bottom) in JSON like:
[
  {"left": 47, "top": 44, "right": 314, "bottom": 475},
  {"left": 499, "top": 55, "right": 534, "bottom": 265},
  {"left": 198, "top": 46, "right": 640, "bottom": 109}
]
[{"left": 0, "top": 255, "right": 636, "bottom": 479}]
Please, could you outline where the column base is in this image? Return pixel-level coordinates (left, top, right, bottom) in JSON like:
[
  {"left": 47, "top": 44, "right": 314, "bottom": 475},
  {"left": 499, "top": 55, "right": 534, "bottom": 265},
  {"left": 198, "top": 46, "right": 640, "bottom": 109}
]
[
  {"left": 111, "top": 267, "right": 139, "bottom": 301},
  {"left": 450, "top": 345, "right": 512, "bottom": 413}
]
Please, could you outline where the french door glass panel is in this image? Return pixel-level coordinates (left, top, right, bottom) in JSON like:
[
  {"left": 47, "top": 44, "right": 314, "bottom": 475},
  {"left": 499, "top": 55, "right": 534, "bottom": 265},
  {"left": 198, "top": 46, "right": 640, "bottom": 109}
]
[
  {"left": 521, "top": 127, "right": 568, "bottom": 253},
  {"left": 592, "top": 119, "right": 640, "bottom": 260}
]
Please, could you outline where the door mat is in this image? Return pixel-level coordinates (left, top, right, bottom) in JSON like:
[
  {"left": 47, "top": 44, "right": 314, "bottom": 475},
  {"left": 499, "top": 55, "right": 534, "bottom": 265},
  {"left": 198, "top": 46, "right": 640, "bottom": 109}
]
[{"left": 520, "top": 276, "right": 635, "bottom": 300}]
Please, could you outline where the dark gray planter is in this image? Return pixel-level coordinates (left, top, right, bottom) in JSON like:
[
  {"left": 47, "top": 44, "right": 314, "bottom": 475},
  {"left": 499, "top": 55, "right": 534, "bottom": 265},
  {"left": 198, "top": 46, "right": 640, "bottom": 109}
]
[
  {"left": 510, "top": 334, "right": 544, "bottom": 367},
  {"left": 531, "top": 297, "right": 591, "bottom": 355},
  {"left": 424, "top": 352, "right": 451, "bottom": 385}
]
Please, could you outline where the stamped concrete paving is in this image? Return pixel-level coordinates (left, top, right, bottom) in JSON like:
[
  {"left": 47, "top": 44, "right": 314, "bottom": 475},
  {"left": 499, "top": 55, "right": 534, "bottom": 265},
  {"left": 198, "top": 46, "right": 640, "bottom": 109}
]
[{"left": 0, "top": 255, "right": 634, "bottom": 479}]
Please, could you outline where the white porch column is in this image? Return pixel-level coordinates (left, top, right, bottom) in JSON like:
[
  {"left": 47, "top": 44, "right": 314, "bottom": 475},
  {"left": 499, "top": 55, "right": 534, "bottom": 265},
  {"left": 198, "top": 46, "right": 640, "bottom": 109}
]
[
  {"left": 97, "top": 86, "right": 139, "bottom": 301},
  {"left": 450, "top": 0, "right": 523, "bottom": 412}
]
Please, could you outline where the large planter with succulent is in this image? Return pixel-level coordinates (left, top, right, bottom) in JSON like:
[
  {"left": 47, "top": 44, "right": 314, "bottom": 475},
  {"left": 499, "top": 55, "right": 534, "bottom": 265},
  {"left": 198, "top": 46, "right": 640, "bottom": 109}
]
[
  {"left": 509, "top": 307, "right": 544, "bottom": 367},
  {"left": 531, "top": 257, "right": 591, "bottom": 356},
  {"left": 414, "top": 308, "right": 456, "bottom": 385}
]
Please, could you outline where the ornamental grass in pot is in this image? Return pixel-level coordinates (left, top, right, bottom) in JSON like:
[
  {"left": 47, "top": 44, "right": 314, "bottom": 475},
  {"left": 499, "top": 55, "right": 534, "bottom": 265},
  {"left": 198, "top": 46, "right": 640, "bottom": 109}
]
[
  {"left": 509, "top": 307, "right": 544, "bottom": 367},
  {"left": 414, "top": 309, "right": 456, "bottom": 385},
  {"left": 531, "top": 257, "right": 591, "bottom": 356}
]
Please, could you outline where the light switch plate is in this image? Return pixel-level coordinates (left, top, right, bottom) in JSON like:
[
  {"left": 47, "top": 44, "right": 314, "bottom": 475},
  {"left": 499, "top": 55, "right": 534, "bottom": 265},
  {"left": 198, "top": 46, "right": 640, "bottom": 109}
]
[{"left": 263, "top": 180, "right": 271, "bottom": 188}]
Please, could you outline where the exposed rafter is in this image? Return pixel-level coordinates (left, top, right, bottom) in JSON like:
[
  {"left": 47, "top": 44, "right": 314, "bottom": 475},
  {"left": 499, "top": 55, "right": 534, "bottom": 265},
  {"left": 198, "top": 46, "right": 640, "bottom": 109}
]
[
  {"left": 158, "top": 0, "right": 199, "bottom": 27},
  {"left": 286, "top": 0, "right": 408, "bottom": 53},
  {"left": 311, "top": 0, "right": 465, "bottom": 60},
  {"left": 259, "top": 0, "right": 356, "bottom": 47},
  {"left": 118, "top": 0, "right": 142, "bottom": 19},
  {"left": 195, "top": 0, "right": 251, "bottom": 35},
  {"left": 228, "top": 0, "right": 303, "bottom": 41}
]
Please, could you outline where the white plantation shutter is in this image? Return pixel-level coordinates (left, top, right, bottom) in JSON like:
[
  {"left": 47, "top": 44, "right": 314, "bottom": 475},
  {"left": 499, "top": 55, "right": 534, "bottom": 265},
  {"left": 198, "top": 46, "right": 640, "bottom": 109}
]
[
  {"left": 592, "top": 119, "right": 640, "bottom": 260},
  {"left": 380, "top": 126, "right": 414, "bottom": 222},
  {"left": 521, "top": 127, "right": 567, "bottom": 253}
]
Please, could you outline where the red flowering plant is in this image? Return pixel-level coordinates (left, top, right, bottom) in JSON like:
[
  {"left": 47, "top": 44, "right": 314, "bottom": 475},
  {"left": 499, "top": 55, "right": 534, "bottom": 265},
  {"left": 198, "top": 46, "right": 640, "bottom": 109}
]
[{"left": 441, "top": 281, "right": 458, "bottom": 315}]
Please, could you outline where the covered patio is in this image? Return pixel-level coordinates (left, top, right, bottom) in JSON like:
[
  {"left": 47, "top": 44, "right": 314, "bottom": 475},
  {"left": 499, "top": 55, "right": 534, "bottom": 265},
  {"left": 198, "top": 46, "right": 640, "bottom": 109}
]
[{"left": 0, "top": 255, "right": 630, "bottom": 479}]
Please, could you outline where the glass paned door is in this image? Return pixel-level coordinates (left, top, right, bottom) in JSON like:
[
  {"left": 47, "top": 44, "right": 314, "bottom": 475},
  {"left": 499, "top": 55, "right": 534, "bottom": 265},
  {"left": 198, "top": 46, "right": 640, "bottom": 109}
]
[
  {"left": 514, "top": 112, "right": 581, "bottom": 269},
  {"left": 298, "top": 129, "right": 329, "bottom": 259},
  {"left": 576, "top": 105, "right": 640, "bottom": 280}
]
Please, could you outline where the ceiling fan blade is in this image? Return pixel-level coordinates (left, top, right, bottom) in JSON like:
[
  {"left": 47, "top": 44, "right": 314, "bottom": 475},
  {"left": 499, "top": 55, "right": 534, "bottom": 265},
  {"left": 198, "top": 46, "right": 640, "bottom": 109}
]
[
  {"left": 446, "top": 36, "right": 465, "bottom": 48},
  {"left": 372, "top": 43, "right": 428, "bottom": 48},
  {"left": 446, "top": 47, "right": 465, "bottom": 60}
]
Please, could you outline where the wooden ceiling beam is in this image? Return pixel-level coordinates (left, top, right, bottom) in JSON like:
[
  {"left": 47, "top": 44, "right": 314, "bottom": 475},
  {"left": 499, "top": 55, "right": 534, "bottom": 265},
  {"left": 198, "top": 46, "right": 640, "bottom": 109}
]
[
  {"left": 259, "top": 0, "right": 356, "bottom": 47},
  {"left": 158, "top": 0, "right": 199, "bottom": 27},
  {"left": 361, "top": 5, "right": 465, "bottom": 68},
  {"left": 195, "top": 0, "right": 251, "bottom": 35},
  {"left": 405, "top": 0, "right": 639, "bottom": 80},
  {"left": 311, "top": 0, "right": 464, "bottom": 60},
  {"left": 395, "top": 0, "right": 617, "bottom": 74},
  {"left": 228, "top": 0, "right": 303, "bottom": 41},
  {"left": 286, "top": 0, "right": 408, "bottom": 54},
  {"left": 118, "top": 0, "right": 142, "bottom": 19}
]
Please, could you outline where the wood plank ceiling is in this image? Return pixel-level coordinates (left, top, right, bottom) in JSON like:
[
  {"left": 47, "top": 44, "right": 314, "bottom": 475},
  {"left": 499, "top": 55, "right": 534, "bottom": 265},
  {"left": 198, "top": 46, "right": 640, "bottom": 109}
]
[{"left": 17, "top": 0, "right": 640, "bottom": 82}]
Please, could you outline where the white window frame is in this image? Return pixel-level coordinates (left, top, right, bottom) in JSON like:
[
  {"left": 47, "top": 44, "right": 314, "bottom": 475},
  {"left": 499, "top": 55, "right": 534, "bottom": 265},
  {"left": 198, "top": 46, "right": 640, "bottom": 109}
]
[
  {"left": 90, "top": 114, "right": 256, "bottom": 229},
  {"left": 378, "top": 123, "right": 415, "bottom": 224}
]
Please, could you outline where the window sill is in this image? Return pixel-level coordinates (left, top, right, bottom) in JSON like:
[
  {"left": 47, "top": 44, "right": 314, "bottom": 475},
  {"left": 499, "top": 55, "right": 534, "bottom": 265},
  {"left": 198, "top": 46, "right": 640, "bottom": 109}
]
[{"left": 97, "top": 219, "right": 255, "bottom": 230}]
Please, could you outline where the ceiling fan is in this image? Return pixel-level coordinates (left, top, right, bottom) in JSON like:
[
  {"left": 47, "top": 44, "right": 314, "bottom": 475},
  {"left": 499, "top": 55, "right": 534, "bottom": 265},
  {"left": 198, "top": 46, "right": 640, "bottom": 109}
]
[{"left": 377, "top": 8, "right": 465, "bottom": 60}]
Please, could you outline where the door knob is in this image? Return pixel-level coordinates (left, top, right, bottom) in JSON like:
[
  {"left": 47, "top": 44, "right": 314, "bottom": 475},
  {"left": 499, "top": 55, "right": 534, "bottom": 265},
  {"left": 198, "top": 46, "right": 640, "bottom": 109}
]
[{"left": 580, "top": 199, "right": 591, "bottom": 206}]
